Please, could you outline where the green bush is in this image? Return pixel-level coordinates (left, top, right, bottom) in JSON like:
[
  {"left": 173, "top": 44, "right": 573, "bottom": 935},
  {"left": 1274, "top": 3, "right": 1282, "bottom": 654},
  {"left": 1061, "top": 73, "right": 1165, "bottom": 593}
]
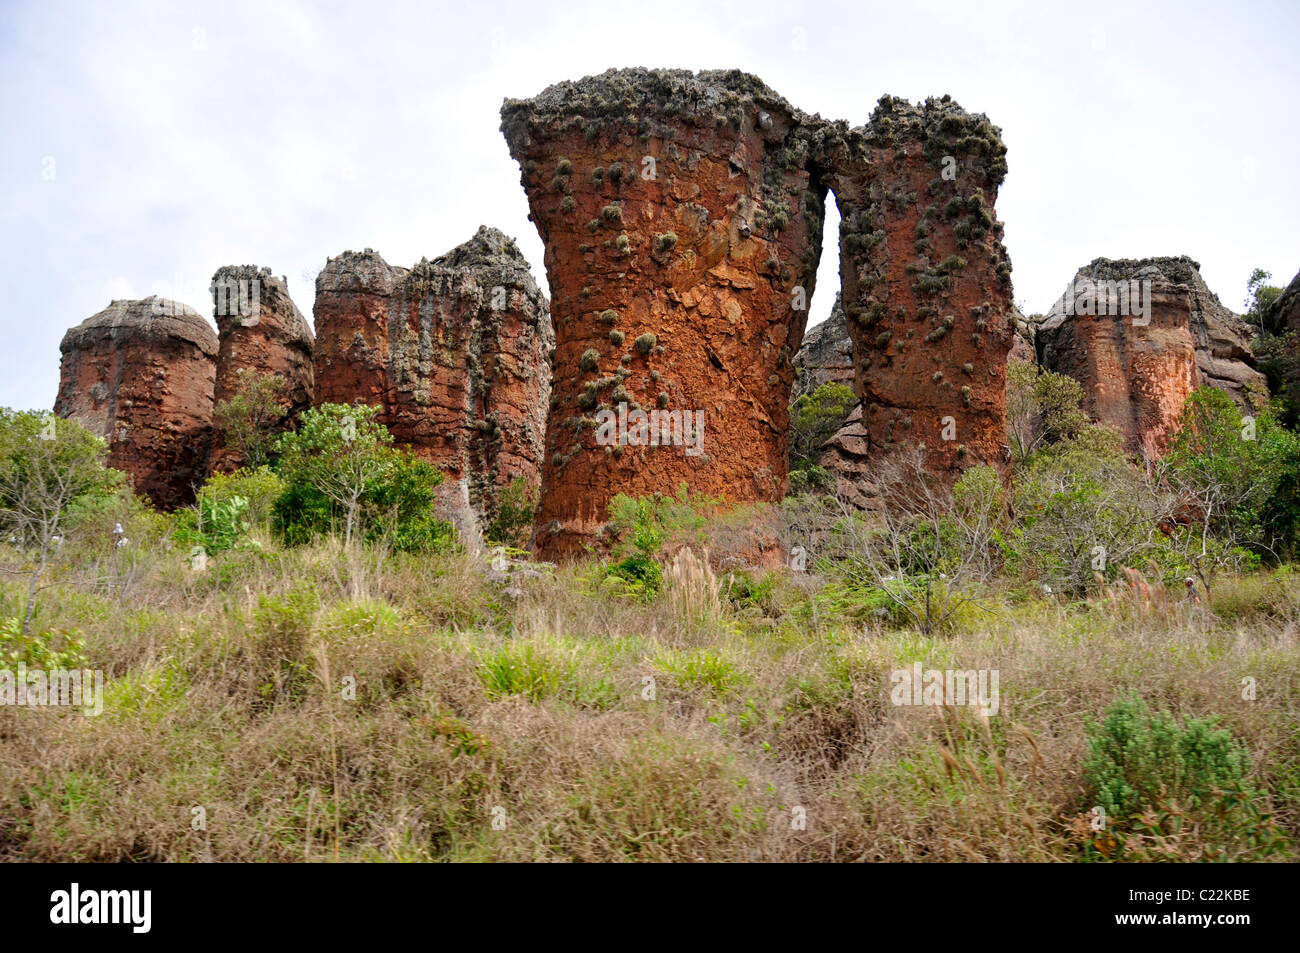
[
  {"left": 271, "top": 405, "right": 456, "bottom": 553},
  {"left": 1082, "top": 695, "right": 1286, "bottom": 861},
  {"left": 602, "top": 554, "right": 663, "bottom": 601},
  {"left": 199, "top": 466, "right": 285, "bottom": 527},
  {"left": 787, "top": 382, "right": 856, "bottom": 490},
  {"left": 486, "top": 477, "right": 537, "bottom": 548},
  {"left": 0, "top": 615, "right": 87, "bottom": 669},
  {"left": 270, "top": 482, "right": 334, "bottom": 546},
  {"left": 250, "top": 584, "right": 319, "bottom": 708},
  {"left": 174, "top": 493, "right": 252, "bottom": 557},
  {"left": 365, "top": 454, "right": 457, "bottom": 554}
]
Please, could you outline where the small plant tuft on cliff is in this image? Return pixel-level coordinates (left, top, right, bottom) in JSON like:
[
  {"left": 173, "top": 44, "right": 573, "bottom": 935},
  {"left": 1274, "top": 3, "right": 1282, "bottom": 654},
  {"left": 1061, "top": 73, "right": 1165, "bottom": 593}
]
[
  {"left": 602, "top": 204, "right": 623, "bottom": 224},
  {"left": 609, "top": 329, "right": 625, "bottom": 346},
  {"left": 580, "top": 349, "right": 601, "bottom": 372},
  {"left": 635, "top": 333, "right": 656, "bottom": 355}
]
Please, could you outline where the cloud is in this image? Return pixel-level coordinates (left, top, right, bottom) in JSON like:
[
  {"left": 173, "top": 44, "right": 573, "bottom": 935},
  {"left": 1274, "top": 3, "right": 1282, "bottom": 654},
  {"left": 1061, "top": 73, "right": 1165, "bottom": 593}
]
[{"left": 2, "top": 0, "right": 1298, "bottom": 411}]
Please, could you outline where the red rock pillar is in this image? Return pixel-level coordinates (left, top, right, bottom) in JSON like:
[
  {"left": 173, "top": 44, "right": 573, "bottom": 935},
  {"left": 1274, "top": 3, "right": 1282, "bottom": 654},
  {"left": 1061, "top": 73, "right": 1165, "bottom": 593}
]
[
  {"left": 501, "top": 68, "right": 827, "bottom": 558},
  {"left": 55, "top": 297, "right": 217, "bottom": 509},
  {"left": 312, "top": 230, "right": 553, "bottom": 536},
  {"left": 208, "top": 265, "right": 314, "bottom": 474},
  {"left": 821, "top": 95, "right": 1014, "bottom": 484}
]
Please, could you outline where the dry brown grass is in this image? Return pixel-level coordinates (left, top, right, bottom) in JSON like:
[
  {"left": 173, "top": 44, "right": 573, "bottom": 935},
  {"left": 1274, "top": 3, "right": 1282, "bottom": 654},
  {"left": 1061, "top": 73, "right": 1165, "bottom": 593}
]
[{"left": 0, "top": 534, "right": 1296, "bottom": 862}]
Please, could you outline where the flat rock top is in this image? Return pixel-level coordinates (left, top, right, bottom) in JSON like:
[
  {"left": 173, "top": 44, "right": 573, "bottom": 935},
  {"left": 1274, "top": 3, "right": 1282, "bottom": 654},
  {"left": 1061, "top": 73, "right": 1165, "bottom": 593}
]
[
  {"left": 504, "top": 67, "right": 796, "bottom": 120},
  {"left": 500, "top": 67, "right": 814, "bottom": 148},
  {"left": 61, "top": 297, "right": 217, "bottom": 356},
  {"left": 212, "top": 264, "right": 313, "bottom": 346},
  {"left": 317, "top": 249, "right": 406, "bottom": 296},
  {"left": 1079, "top": 255, "right": 1209, "bottom": 287}
]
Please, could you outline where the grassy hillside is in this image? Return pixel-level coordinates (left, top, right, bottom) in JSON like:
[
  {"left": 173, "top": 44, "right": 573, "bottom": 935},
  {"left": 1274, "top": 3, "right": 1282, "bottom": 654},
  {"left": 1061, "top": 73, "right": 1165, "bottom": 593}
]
[{"left": 2, "top": 524, "right": 1295, "bottom": 862}]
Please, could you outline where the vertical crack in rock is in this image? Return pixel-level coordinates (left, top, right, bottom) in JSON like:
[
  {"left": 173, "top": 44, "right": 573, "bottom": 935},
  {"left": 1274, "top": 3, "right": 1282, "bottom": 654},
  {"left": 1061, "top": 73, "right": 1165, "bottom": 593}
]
[
  {"left": 1036, "top": 255, "right": 1266, "bottom": 460},
  {"left": 312, "top": 228, "right": 553, "bottom": 538},
  {"left": 818, "top": 94, "right": 1014, "bottom": 486},
  {"left": 55, "top": 297, "right": 217, "bottom": 509},
  {"left": 791, "top": 294, "right": 877, "bottom": 508},
  {"left": 209, "top": 265, "right": 314, "bottom": 474},
  {"left": 501, "top": 68, "right": 827, "bottom": 558}
]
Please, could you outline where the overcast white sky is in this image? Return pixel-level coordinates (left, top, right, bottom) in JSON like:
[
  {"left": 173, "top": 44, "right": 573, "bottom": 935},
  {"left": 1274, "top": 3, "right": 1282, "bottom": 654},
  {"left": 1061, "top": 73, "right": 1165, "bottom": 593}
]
[{"left": 3, "top": 0, "right": 1297, "bottom": 411}]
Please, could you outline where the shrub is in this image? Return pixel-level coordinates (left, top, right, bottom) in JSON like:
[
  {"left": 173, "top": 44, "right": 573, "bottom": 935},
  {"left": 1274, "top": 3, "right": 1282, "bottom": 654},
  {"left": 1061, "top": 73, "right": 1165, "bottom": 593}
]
[
  {"left": 602, "top": 553, "right": 663, "bottom": 601},
  {"left": 580, "top": 349, "right": 601, "bottom": 372},
  {"left": 366, "top": 454, "right": 457, "bottom": 554},
  {"left": 174, "top": 492, "right": 252, "bottom": 557},
  {"left": 787, "top": 382, "right": 856, "bottom": 489},
  {"left": 250, "top": 584, "right": 319, "bottom": 709},
  {"left": 198, "top": 466, "right": 284, "bottom": 528},
  {"left": 272, "top": 405, "right": 455, "bottom": 553},
  {"left": 0, "top": 615, "right": 86, "bottom": 669},
  {"left": 486, "top": 477, "right": 537, "bottom": 548},
  {"left": 212, "top": 371, "right": 291, "bottom": 469},
  {"left": 635, "top": 333, "right": 657, "bottom": 355},
  {"left": 1081, "top": 695, "right": 1285, "bottom": 860}
]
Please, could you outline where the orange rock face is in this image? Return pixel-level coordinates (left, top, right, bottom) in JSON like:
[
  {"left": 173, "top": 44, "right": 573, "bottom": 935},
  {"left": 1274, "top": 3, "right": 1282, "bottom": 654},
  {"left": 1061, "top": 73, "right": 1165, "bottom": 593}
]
[
  {"left": 819, "top": 95, "right": 1015, "bottom": 484},
  {"left": 55, "top": 297, "right": 217, "bottom": 509},
  {"left": 208, "top": 265, "right": 314, "bottom": 474},
  {"left": 502, "top": 68, "right": 827, "bottom": 558},
  {"left": 1037, "top": 257, "right": 1264, "bottom": 459},
  {"left": 312, "top": 228, "right": 553, "bottom": 536}
]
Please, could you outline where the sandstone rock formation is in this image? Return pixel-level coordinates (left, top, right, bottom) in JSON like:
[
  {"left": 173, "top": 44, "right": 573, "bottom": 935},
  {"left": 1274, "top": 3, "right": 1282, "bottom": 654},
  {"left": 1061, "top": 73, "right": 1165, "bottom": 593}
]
[
  {"left": 1264, "top": 267, "right": 1300, "bottom": 336},
  {"left": 794, "top": 294, "right": 855, "bottom": 395},
  {"left": 791, "top": 296, "right": 875, "bottom": 507},
  {"left": 312, "top": 228, "right": 553, "bottom": 537},
  {"left": 1260, "top": 267, "right": 1300, "bottom": 419},
  {"left": 55, "top": 297, "right": 217, "bottom": 509},
  {"left": 818, "top": 95, "right": 1015, "bottom": 485},
  {"left": 208, "top": 265, "right": 314, "bottom": 474},
  {"left": 1009, "top": 305, "right": 1036, "bottom": 365},
  {"left": 1036, "top": 256, "right": 1265, "bottom": 459},
  {"left": 501, "top": 68, "right": 827, "bottom": 558}
]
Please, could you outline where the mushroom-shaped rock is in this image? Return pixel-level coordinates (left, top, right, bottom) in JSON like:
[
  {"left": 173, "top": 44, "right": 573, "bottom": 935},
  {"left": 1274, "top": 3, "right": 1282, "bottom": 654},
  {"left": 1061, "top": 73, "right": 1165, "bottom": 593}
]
[
  {"left": 55, "top": 297, "right": 217, "bottom": 509},
  {"left": 501, "top": 68, "right": 828, "bottom": 558}
]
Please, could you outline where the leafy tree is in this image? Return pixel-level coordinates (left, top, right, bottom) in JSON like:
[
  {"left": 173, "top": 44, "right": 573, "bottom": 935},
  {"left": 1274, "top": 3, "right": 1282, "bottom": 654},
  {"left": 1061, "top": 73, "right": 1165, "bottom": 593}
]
[
  {"left": 271, "top": 404, "right": 455, "bottom": 552},
  {"left": 1245, "top": 267, "right": 1282, "bottom": 333},
  {"left": 1245, "top": 268, "right": 1299, "bottom": 431},
  {"left": 1006, "top": 360, "right": 1090, "bottom": 467},
  {"left": 788, "top": 381, "right": 856, "bottom": 489},
  {"left": 1011, "top": 431, "right": 1168, "bottom": 595},
  {"left": 1159, "top": 387, "right": 1300, "bottom": 588},
  {"left": 214, "top": 370, "right": 291, "bottom": 469},
  {"left": 0, "top": 410, "right": 122, "bottom": 633},
  {"left": 275, "top": 404, "right": 393, "bottom": 547}
]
